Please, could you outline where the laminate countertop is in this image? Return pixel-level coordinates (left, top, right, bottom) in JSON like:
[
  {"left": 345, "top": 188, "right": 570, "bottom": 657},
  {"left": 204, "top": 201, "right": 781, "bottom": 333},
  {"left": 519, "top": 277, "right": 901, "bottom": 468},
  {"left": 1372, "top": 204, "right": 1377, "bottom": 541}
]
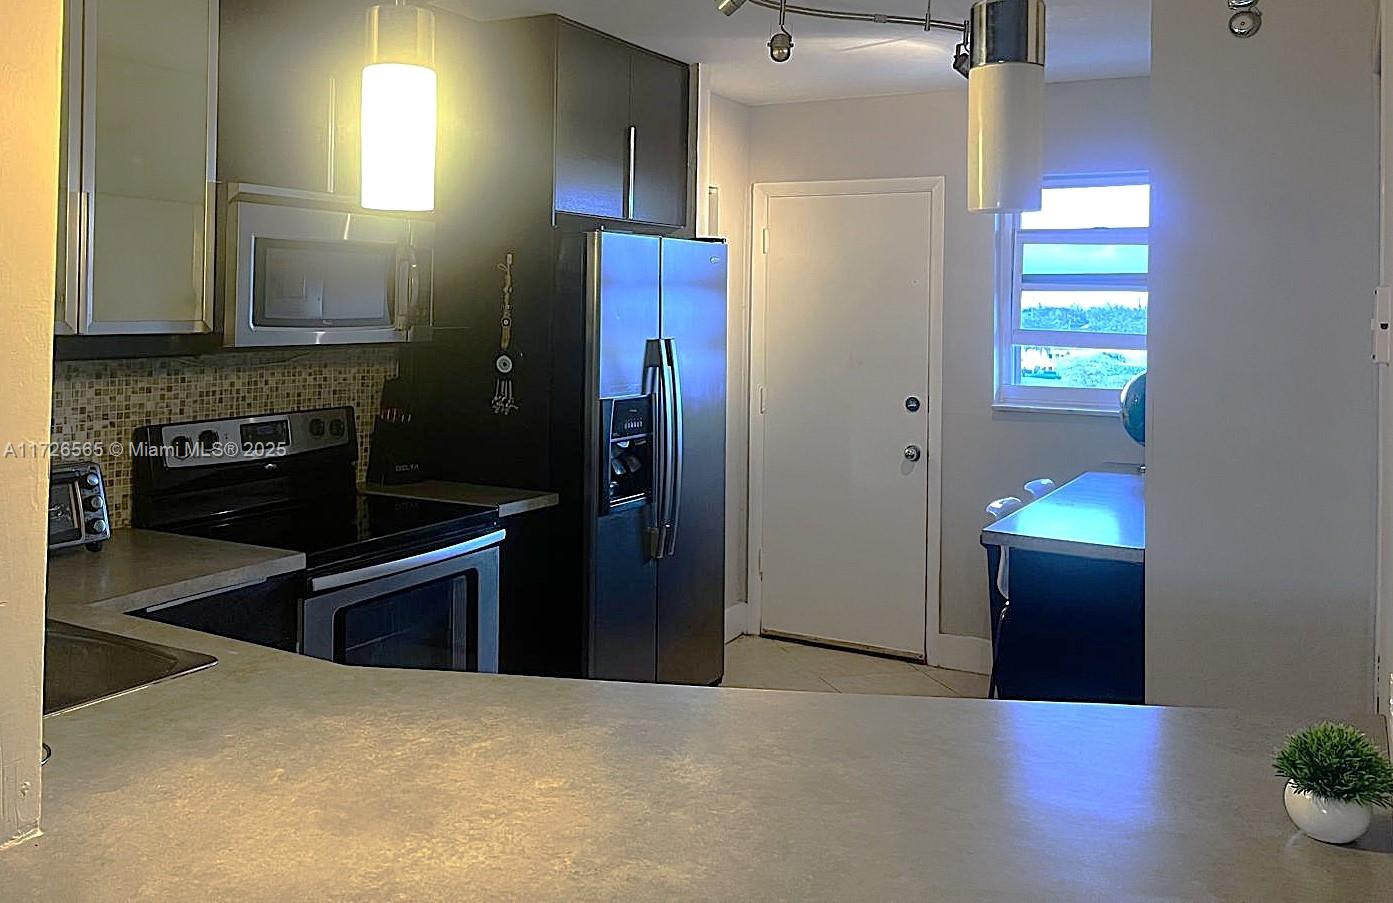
[
  {"left": 8, "top": 575, "right": 1392, "bottom": 900},
  {"left": 360, "top": 480, "right": 560, "bottom": 518},
  {"left": 45, "top": 528, "right": 305, "bottom": 612}
]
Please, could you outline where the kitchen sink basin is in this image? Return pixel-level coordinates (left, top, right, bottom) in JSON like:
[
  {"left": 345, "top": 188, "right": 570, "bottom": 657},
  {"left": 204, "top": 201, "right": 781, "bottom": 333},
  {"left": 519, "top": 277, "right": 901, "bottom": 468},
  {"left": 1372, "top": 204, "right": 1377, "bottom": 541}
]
[{"left": 44, "top": 620, "right": 217, "bottom": 716}]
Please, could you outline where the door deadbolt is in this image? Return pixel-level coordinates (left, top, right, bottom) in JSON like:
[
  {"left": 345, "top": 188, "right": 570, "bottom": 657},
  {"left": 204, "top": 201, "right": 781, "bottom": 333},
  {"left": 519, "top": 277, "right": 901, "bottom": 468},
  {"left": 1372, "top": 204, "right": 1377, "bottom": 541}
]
[
  {"left": 904, "top": 445, "right": 922, "bottom": 462},
  {"left": 905, "top": 396, "right": 921, "bottom": 412}
]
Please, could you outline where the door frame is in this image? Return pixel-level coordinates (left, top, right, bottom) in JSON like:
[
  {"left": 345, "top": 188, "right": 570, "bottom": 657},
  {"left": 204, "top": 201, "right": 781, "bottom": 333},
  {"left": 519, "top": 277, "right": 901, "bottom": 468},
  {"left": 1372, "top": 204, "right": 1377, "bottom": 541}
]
[
  {"left": 745, "top": 177, "right": 946, "bottom": 662},
  {"left": 1377, "top": 0, "right": 1393, "bottom": 729}
]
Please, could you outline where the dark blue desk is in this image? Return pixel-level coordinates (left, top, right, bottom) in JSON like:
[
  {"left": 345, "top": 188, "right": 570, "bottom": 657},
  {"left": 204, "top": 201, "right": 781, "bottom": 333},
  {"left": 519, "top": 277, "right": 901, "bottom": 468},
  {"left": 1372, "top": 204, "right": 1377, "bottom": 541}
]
[{"left": 980, "top": 468, "right": 1145, "bottom": 703}]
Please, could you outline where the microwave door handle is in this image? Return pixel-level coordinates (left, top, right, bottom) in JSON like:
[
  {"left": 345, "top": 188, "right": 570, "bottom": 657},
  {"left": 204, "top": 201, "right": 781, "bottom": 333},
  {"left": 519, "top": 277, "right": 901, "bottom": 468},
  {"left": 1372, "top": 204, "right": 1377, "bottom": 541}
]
[
  {"left": 407, "top": 257, "right": 420, "bottom": 328},
  {"left": 663, "top": 339, "right": 683, "bottom": 557},
  {"left": 393, "top": 249, "right": 407, "bottom": 331},
  {"left": 643, "top": 340, "right": 668, "bottom": 559},
  {"left": 394, "top": 242, "right": 418, "bottom": 332}
]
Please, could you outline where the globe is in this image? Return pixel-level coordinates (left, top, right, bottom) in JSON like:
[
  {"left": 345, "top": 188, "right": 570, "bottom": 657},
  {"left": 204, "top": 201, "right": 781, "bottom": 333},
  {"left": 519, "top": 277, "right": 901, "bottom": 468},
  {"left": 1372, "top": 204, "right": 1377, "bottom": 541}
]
[{"left": 1120, "top": 372, "right": 1146, "bottom": 446}]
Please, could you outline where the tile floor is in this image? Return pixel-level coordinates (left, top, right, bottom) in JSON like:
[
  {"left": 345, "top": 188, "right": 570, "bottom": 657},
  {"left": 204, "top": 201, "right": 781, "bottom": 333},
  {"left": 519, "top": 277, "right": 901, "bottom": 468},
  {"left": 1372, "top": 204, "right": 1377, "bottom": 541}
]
[{"left": 722, "top": 635, "right": 990, "bottom": 698}]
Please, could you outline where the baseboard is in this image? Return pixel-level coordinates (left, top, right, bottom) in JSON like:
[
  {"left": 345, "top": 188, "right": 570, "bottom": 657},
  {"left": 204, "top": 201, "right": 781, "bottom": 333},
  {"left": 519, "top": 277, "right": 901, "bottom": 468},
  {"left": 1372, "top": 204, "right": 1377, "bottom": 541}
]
[
  {"left": 931, "top": 633, "right": 992, "bottom": 675},
  {"left": 724, "top": 602, "right": 748, "bottom": 643}
]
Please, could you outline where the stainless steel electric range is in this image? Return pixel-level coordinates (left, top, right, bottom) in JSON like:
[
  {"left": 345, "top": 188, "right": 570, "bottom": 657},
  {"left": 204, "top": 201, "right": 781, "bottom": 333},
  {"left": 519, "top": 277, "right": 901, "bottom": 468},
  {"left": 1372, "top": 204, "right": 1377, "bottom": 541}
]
[{"left": 131, "top": 407, "right": 504, "bottom": 673}]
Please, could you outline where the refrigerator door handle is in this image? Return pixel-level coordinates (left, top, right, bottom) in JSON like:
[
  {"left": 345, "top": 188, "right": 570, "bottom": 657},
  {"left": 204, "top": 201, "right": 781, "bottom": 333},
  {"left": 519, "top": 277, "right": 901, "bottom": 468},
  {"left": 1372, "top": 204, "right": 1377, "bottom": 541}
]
[
  {"left": 663, "top": 338, "right": 684, "bottom": 557},
  {"left": 644, "top": 340, "right": 670, "bottom": 559}
]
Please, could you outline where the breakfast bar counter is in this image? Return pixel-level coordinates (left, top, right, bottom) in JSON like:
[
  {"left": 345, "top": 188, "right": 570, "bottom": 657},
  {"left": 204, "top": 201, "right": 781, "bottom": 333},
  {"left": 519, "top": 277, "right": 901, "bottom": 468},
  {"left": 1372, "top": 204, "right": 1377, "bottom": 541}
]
[{"left": 7, "top": 584, "right": 1393, "bottom": 900}]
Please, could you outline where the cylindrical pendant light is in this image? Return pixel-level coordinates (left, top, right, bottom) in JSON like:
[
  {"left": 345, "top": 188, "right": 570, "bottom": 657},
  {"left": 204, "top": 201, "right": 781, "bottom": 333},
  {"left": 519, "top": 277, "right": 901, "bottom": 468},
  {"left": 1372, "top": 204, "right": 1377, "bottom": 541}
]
[
  {"left": 362, "top": 3, "right": 437, "bottom": 212},
  {"left": 965, "top": 0, "right": 1046, "bottom": 214}
]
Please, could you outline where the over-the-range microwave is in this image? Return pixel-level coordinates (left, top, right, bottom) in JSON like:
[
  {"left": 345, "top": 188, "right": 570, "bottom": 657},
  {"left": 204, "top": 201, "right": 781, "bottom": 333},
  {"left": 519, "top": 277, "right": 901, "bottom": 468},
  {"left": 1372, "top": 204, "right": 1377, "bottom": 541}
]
[{"left": 220, "top": 183, "right": 433, "bottom": 348}]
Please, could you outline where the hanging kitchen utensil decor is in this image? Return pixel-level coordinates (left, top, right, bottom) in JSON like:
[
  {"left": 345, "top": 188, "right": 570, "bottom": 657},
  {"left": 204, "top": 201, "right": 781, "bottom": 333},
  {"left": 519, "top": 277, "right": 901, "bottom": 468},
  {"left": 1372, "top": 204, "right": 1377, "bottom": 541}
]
[{"left": 491, "top": 252, "right": 520, "bottom": 415}]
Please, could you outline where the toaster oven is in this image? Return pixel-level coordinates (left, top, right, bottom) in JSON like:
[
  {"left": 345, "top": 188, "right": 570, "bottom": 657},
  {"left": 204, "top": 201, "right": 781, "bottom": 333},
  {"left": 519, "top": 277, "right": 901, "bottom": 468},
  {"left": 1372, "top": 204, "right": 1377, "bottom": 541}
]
[{"left": 49, "top": 462, "right": 111, "bottom": 552}]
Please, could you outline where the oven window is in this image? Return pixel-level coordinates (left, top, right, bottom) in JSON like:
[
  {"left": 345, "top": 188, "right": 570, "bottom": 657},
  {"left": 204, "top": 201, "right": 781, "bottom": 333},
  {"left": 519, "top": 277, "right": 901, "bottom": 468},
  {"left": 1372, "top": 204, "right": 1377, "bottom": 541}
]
[
  {"left": 333, "top": 574, "right": 478, "bottom": 670},
  {"left": 253, "top": 238, "right": 395, "bottom": 328},
  {"left": 49, "top": 481, "right": 81, "bottom": 545}
]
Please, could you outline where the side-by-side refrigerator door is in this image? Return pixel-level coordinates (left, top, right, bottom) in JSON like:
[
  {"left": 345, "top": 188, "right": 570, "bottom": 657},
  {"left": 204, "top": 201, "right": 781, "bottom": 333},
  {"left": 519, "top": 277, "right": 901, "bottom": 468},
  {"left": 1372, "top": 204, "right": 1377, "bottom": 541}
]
[
  {"left": 656, "top": 238, "right": 728, "bottom": 685},
  {"left": 589, "top": 231, "right": 662, "bottom": 681}
]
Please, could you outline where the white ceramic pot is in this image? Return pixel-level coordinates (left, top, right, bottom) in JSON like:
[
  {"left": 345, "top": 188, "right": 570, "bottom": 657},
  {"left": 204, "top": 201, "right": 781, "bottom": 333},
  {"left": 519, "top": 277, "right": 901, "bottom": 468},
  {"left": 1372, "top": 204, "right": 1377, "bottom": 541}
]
[{"left": 1283, "top": 782, "right": 1372, "bottom": 844}]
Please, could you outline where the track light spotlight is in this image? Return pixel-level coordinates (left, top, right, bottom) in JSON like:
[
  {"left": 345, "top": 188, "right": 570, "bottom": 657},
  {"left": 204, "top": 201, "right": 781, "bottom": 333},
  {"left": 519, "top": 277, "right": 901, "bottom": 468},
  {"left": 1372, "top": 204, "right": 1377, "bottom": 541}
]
[
  {"left": 714, "top": 0, "right": 1048, "bottom": 212},
  {"left": 768, "top": 28, "right": 794, "bottom": 62}
]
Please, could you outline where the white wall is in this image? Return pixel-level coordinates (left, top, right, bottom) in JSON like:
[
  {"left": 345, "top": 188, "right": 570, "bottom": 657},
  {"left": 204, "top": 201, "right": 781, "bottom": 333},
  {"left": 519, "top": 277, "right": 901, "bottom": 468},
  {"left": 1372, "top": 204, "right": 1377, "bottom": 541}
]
[
  {"left": 0, "top": 0, "right": 61, "bottom": 849},
  {"left": 1149, "top": 0, "right": 1380, "bottom": 714},
  {"left": 705, "top": 93, "right": 755, "bottom": 623},
  {"left": 737, "top": 78, "right": 1148, "bottom": 642}
]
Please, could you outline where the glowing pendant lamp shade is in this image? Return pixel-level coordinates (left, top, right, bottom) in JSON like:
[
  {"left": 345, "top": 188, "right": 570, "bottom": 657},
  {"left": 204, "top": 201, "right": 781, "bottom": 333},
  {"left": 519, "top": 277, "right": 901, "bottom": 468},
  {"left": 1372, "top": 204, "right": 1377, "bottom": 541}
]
[
  {"left": 362, "top": 4, "right": 437, "bottom": 212},
  {"left": 965, "top": 0, "right": 1045, "bottom": 214}
]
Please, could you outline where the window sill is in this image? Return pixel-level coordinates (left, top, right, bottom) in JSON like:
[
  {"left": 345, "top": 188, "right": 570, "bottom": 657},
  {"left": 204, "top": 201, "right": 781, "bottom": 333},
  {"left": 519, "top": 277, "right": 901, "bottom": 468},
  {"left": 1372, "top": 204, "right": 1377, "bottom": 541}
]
[{"left": 992, "top": 402, "right": 1121, "bottom": 418}]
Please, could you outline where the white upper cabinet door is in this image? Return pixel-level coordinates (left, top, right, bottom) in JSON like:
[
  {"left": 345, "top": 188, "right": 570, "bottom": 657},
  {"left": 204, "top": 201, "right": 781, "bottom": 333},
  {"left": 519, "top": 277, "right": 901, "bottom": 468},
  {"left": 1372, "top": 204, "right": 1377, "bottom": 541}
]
[{"left": 60, "top": 0, "right": 217, "bottom": 335}]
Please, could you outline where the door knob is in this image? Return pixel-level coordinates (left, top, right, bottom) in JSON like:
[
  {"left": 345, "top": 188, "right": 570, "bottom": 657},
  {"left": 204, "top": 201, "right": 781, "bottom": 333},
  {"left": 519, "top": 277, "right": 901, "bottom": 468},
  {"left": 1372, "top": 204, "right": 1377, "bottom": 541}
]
[{"left": 904, "top": 445, "right": 922, "bottom": 462}]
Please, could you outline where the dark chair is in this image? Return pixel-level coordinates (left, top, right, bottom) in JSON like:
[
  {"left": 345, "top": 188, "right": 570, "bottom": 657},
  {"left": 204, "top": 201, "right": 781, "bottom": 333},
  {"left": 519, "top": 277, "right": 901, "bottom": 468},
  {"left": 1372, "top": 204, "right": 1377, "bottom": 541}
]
[{"left": 982, "top": 497, "right": 1023, "bottom": 699}]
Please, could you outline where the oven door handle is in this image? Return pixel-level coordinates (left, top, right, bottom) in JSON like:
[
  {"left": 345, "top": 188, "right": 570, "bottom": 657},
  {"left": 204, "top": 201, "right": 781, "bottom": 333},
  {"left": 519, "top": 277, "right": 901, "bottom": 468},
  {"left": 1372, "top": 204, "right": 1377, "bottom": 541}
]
[{"left": 309, "top": 529, "right": 507, "bottom": 592}]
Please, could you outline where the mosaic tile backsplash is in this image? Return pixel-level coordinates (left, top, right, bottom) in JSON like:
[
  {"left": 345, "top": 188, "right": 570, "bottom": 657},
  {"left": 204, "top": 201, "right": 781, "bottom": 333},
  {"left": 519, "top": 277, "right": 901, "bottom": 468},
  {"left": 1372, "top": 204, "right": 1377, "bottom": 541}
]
[{"left": 51, "top": 348, "right": 398, "bottom": 527}]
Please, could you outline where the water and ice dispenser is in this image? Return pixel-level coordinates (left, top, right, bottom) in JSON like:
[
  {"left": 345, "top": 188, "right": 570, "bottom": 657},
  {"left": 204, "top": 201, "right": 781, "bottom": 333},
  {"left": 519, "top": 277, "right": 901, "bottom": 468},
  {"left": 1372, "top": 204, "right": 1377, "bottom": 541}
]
[{"left": 599, "top": 396, "right": 653, "bottom": 514}]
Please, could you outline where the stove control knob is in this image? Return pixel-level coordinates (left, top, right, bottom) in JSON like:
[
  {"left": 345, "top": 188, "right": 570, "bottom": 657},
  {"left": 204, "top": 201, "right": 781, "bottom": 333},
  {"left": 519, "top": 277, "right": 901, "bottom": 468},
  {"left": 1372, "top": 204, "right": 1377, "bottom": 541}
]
[
  {"left": 309, "top": 418, "right": 326, "bottom": 437},
  {"left": 84, "top": 495, "right": 104, "bottom": 512},
  {"left": 329, "top": 419, "right": 345, "bottom": 438},
  {"left": 87, "top": 518, "right": 107, "bottom": 535},
  {"left": 171, "top": 436, "right": 192, "bottom": 458},
  {"left": 198, "top": 429, "right": 220, "bottom": 452},
  {"left": 82, "top": 472, "right": 101, "bottom": 489}
]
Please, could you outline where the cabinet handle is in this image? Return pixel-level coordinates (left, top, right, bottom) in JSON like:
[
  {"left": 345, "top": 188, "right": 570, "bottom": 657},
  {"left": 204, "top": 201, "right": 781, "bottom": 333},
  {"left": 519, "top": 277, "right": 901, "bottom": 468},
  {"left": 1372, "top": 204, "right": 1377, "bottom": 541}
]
[
  {"left": 626, "top": 125, "right": 637, "bottom": 219},
  {"left": 326, "top": 76, "right": 338, "bottom": 195},
  {"left": 72, "top": 189, "right": 91, "bottom": 333},
  {"left": 56, "top": 191, "right": 79, "bottom": 333}
]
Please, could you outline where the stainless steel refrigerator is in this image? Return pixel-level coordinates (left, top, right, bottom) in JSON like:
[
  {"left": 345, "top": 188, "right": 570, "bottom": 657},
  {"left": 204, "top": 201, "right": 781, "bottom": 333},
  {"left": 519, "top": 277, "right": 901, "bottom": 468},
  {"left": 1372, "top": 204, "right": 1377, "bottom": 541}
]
[{"left": 552, "top": 231, "right": 728, "bottom": 685}]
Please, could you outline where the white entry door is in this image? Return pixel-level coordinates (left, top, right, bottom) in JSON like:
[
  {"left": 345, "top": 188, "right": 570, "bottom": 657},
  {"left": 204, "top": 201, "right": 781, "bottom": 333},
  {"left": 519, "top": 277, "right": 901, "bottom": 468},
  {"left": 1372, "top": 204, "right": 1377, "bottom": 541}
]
[{"left": 750, "top": 178, "right": 942, "bottom": 659}]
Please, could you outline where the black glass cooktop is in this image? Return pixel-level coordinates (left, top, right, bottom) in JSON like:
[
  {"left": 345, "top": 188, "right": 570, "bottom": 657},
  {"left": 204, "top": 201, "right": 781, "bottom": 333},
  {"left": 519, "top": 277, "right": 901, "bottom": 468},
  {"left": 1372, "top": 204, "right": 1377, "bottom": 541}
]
[{"left": 172, "top": 494, "right": 500, "bottom": 575}]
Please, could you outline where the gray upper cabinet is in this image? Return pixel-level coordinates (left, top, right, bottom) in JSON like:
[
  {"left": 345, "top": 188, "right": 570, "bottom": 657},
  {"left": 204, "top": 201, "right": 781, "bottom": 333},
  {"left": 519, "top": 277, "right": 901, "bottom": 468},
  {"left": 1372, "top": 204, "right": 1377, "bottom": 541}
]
[
  {"left": 216, "top": 0, "right": 360, "bottom": 196},
  {"left": 57, "top": 0, "right": 218, "bottom": 336},
  {"left": 553, "top": 20, "right": 691, "bottom": 229},
  {"left": 554, "top": 23, "right": 631, "bottom": 221},
  {"left": 627, "top": 50, "right": 690, "bottom": 228}
]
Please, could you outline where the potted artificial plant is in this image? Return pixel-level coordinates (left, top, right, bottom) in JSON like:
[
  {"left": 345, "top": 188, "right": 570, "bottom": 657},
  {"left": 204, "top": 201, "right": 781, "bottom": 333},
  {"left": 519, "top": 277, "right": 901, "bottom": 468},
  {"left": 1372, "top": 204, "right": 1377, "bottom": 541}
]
[{"left": 1274, "top": 721, "right": 1393, "bottom": 844}]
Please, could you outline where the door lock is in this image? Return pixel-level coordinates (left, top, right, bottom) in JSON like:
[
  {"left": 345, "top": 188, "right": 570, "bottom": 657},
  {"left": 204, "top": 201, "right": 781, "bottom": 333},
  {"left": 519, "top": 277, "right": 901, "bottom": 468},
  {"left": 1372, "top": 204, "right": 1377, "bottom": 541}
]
[{"left": 904, "top": 445, "right": 922, "bottom": 462}]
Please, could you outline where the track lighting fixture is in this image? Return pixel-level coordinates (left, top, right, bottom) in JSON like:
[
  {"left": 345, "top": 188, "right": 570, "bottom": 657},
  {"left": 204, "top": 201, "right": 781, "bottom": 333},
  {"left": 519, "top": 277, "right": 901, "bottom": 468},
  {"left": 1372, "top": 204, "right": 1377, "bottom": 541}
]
[
  {"left": 767, "top": 0, "right": 795, "bottom": 63},
  {"left": 769, "top": 27, "right": 794, "bottom": 63},
  {"left": 713, "top": 0, "right": 1047, "bottom": 213}
]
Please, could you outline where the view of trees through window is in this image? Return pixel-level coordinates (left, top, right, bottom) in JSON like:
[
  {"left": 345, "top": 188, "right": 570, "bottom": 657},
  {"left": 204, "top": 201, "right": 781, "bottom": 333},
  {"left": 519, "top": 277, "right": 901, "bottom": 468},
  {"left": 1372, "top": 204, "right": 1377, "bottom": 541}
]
[
  {"left": 1001, "top": 179, "right": 1150, "bottom": 401},
  {"left": 1017, "top": 346, "right": 1148, "bottom": 389}
]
